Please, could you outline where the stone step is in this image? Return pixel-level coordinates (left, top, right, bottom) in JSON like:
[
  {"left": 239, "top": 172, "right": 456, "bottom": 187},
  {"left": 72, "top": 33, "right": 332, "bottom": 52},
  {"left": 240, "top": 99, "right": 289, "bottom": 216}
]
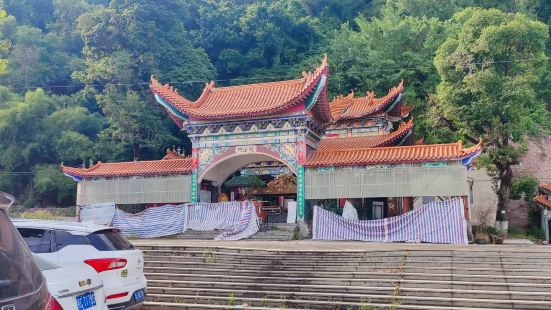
[
  {"left": 142, "top": 266, "right": 551, "bottom": 283},
  {"left": 141, "top": 301, "right": 302, "bottom": 309},
  {"left": 142, "top": 250, "right": 551, "bottom": 264},
  {"left": 146, "top": 277, "right": 551, "bottom": 293},
  {"left": 146, "top": 292, "right": 551, "bottom": 309},
  {"left": 146, "top": 285, "right": 551, "bottom": 301},
  {"left": 137, "top": 244, "right": 551, "bottom": 310},
  {"left": 136, "top": 246, "right": 551, "bottom": 257},
  {"left": 139, "top": 249, "right": 551, "bottom": 261},
  {"left": 142, "top": 263, "right": 551, "bottom": 276},
  {"left": 142, "top": 255, "right": 551, "bottom": 269},
  {"left": 138, "top": 248, "right": 551, "bottom": 260},
  {"left": 145, "top": 260, "right": 551, "bottom": 277},
  {"left": 140, "top": 300, "right": 498, "bottom": 310}
]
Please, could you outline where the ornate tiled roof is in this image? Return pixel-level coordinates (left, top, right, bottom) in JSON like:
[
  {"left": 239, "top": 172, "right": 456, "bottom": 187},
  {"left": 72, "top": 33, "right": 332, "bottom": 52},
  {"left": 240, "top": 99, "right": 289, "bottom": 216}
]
[
  {"left": 536, "top": 183, "right": 551, "bottom": 208},
  {"left": 329, "top": 81, "right": 404, "bottom": 121},
  {"left": 62, "top": 157, "right": 193, "bottom": 179},
  {"left": 539, "top": 183, "right": 551, "bottom": 193},
  {"left": 151, "top": 55, "right": 330, "bottom": 122},
  {"left": 317, "top": 119, "right": 413, "bottom": 151},
  {"left": 400, "top": 104, "right": 413, "bottom": 118},
  {"left": 305, "top": 140, "right": 482, "bottom": 167},
  {"left": 535, "top": 194, "right": 551, "bottom": 208}
]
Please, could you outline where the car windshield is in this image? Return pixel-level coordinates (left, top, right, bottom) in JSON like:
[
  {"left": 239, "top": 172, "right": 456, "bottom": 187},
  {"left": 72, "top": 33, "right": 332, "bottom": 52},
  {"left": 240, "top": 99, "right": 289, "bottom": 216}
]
[{"left": 0, "top": 209, "right": 45, "bottom": 301}]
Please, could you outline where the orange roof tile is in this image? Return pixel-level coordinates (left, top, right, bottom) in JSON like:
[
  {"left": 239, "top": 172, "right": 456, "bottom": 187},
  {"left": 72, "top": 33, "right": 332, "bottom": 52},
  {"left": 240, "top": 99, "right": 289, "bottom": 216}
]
[
  {"left": 317, "top": 119, "right": 413, "bottom": 151},
  {"left": 305, "top": 140, "right": 482, "bottom": 167},
  {"left": 329, "top": 81, "right": 404, "bottom": 121},
  {"left": 535, "top": 194, "right": 551, "bottom": 208},
  {"left": 151, "top": 55, "right": 329, "bottom": 121},
  {"left": 62, "top": 157, "right": 193, "bottom": 179},
  {"left": 539, "top": 183, "right": 551, "bottom": 193}
]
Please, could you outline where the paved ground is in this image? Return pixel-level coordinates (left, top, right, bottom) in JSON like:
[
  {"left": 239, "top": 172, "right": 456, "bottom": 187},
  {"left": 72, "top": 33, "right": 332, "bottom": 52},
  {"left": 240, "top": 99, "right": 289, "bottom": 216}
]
[{"left": 133, "top": 239, "right": 551, "bottom": 253}]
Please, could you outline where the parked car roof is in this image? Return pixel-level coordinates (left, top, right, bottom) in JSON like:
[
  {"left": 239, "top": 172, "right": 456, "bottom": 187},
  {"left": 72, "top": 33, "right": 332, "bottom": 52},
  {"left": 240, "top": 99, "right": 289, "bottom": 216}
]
[
  {"left": 11, "top": 218, "right": 113, "bottom": 233},
  {"left": 0, "top": 191, "right": 14, "bottom": 209}
]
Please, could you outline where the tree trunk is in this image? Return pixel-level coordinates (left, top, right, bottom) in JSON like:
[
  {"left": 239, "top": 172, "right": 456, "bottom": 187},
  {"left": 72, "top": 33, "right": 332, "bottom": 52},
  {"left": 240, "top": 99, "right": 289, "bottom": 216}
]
[
  {"left": 495, "top": 164, "right": 513, "bottom": 234},
  {"left": 133, "top": 141, "right": 140, "bottom": 161}
]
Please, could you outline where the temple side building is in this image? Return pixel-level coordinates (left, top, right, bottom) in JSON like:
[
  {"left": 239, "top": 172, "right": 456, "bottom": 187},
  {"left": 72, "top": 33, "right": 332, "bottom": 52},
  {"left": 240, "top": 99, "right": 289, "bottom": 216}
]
[{"left": 63, "top": 55, "right": 481, "bottom": 222}]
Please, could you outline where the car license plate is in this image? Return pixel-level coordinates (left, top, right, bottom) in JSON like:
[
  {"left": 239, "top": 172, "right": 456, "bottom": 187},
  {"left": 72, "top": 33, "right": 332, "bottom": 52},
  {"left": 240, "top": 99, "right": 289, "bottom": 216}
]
[
  {"left": 76, "top": 291, "right": 97, "bottom": 310},
  {"left": 134, "top": 289, "right": 145, "bottom": 302}
]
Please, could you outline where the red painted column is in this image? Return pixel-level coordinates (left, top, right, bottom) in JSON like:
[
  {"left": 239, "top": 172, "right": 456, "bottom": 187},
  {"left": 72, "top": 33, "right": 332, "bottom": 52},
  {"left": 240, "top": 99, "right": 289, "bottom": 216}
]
[
  {"left": 402, "top": 197, "right": 410, "bottom": 214},
  {"left": 460, "top": 195, "right": 469, "bottom": 220}
]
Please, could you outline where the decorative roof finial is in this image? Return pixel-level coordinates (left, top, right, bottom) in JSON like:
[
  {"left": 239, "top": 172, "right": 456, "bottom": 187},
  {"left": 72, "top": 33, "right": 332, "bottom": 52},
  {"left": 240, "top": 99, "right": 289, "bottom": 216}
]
[{"left": 366, "top": 91, "right": 376, "bottom": 100}]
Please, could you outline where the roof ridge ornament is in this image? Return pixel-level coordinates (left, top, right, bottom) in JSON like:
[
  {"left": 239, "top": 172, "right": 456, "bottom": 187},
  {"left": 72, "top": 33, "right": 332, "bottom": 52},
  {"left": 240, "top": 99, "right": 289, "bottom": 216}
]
[{"left": 366, "top": 90, "right": 376, "bottom": 100}]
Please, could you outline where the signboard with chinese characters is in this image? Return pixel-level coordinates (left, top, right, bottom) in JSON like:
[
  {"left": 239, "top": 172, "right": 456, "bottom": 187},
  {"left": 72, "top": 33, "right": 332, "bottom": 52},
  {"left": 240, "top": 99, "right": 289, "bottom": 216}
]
[
  {"left": 296, "top": 165, "right": 305, "bottom": 221},
  {"left": 235, "top": 145, "right": 257, "bottom": 154},
  {"left": 190, "top": 170, "right": 198, "bottom": 203}
]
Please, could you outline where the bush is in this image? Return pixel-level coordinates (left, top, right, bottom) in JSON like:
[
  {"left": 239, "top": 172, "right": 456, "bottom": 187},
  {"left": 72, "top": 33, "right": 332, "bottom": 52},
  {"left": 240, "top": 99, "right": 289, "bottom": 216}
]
[
  {"left": 11, "top": 207, "right": 76, "bottom": 220},
  {"left": 484, "top": 226, "right": 498, "bottom": 236},
  {"left": 507, "top": 227, "right": 524, "bottom": 238},
  {"left": 16, "top": 209, "right": 65, "bottom": 221},
  {"left": 292, "top": 225, "right": 301, "bottom": 240},
  {"left": 527, "top": 227, "right": 545, "bottom": 240}
]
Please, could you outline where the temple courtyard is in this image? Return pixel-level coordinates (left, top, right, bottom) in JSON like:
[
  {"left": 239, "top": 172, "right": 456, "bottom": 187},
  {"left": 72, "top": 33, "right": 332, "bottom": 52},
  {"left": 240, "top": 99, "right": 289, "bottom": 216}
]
[{"left": 134, "top": 239, "right": 551, "bottom": 310}]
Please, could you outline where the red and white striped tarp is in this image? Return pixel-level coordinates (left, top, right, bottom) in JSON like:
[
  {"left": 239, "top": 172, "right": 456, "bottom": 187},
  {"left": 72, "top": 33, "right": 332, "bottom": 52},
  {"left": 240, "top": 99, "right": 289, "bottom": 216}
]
[
  {"left": 312, "top": 198, "right": 468, "bottom": 244},
  {"left": 111, "top": 201, "right": 259, "bottom": 240}
]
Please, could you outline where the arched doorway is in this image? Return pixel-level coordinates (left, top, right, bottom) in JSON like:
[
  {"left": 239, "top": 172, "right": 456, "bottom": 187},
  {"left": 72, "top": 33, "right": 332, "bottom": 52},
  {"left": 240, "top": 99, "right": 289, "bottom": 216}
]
[
  {"left": 198, "top": 152, "right": 298, "bottom": 223},
  {"left": 199, "top": 152, "right": 296, "bottom": 186}
]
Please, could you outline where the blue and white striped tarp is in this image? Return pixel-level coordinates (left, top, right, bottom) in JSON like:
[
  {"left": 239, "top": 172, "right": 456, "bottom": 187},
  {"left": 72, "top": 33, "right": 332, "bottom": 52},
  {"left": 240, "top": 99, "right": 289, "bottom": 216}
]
[
  {"left": 111, "top": 201, "right": 259, "bottom": 240},
  {"left": 312, "top": 198, "right": 468, "bottom": 244},
  {"left": 111, "top": 205, "right": 187, "bottom": 238}
]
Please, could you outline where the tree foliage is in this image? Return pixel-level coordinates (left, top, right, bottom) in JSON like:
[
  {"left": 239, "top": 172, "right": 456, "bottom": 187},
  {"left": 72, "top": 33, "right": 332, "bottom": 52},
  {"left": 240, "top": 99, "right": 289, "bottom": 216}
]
[
  {"left": 432, "top": 8, "right": 550, "bottom": 222},
  {"left": 0, "top": 0, "right": 550, "bottom": 208},
  {"left": 328, "top": 6, "right": 448, "bottom": 142}
]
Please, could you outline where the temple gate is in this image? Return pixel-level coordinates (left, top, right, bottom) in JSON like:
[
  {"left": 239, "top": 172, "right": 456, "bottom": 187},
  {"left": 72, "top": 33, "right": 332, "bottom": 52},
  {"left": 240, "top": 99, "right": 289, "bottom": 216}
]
[{"left": 63, "top": 55, "right": 481, "bottom": 224}]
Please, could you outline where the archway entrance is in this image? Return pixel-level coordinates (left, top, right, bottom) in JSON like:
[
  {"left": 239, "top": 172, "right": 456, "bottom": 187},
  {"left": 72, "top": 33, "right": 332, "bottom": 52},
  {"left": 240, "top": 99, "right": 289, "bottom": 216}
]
[{"left": 198, "top": 153, "right": 297, "bottom": 224}]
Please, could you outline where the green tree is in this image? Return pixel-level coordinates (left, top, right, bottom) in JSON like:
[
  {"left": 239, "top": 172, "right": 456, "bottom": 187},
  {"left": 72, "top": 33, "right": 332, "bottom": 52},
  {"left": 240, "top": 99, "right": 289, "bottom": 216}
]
[
  {"left": 75, "top": 0, "right": 215, "bottom": 160},
  {"left": 432, "top": 8, "right": 550, "bottom": 231},
  {"left": 510, "top": 174, "right": 539, "bottom": 202},
  {"left": 0, "top": 10, "right": 11, "bottom": 74},
  {"left": 384, "top": 0, "right": 472, "bottom": 20},
  {"left": 2, "top": 0, "right": 54, "bottom": 31},
  {"left": 32, "top": 164, "right": 76, "bottom": 206},
  {"left": 192, "top": 0, "right": 322, "bottom": 80},
  {"left": 328, "top": 7, "right": 448, "bottom": 142},
  {"left": 0, "top": 16, "right": 83, "bottom": 93},
  {"left": 96, "top": 85, "right": 180, "bottom": 160}
]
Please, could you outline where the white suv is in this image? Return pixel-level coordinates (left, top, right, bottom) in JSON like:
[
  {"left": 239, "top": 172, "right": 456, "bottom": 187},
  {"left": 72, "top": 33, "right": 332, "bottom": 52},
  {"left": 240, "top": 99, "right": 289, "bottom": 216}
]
[{"left": 13, "top": 219, "right": 146, "bottom": 310}]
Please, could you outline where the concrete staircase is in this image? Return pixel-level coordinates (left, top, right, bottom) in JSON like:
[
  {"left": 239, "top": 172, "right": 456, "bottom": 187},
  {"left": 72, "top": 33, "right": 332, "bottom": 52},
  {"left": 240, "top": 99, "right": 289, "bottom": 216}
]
[
  {"left": 174, "top": 223, "right": 295, "bottom": 240},
  {"left": 137, "top": 244, "right": 551, "bottom": 309}
]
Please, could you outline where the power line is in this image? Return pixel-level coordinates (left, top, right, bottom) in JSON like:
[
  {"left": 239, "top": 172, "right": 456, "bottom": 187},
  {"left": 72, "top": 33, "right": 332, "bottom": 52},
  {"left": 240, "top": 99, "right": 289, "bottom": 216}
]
[{"left": 5, "top": 56, "right": 550, "bottom": 91}]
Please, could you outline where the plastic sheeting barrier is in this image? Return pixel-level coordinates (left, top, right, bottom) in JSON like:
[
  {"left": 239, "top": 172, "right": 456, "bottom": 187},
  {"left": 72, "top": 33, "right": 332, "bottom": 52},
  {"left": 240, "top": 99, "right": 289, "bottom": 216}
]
[
  {"left": 111, "top": 201, "right": 259, "bottom": 240},
  {"left": 79, "top": 202, "right": 116, "bottom": 225},
  {"left": 313, "top": 198, "right": 467, "bottom": 244}
]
